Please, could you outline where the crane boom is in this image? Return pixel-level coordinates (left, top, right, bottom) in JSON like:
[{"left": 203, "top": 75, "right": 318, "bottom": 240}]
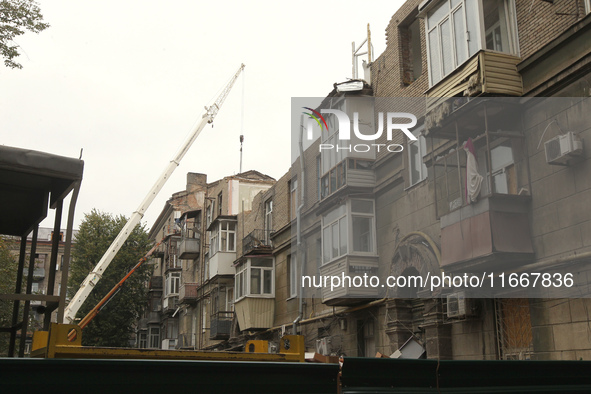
[{"left": 64, "top": 64, "right": 245, "bottom": 323}]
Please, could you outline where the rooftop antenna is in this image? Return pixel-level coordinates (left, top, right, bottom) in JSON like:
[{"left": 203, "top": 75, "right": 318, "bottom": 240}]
[
  {"left": 352, "top": 23, "right": 373, "bottom": 79},
  {"left": 239, "top": 135, "right": 244, "bottom": 174}
]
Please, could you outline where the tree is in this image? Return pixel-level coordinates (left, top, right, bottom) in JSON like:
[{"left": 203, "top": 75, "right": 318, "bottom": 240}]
[
  {"left": 69, "top": 209, "right": 152, "bottom": 347},
  {"left": 0, "top": 236, "right": 18, "bottom": 355},
  {"left": 0, "top": 0, "right": 49, "bottom": 69}
]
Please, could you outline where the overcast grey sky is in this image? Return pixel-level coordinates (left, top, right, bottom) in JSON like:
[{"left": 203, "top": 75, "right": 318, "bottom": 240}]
[{"left": 1, "top": 0, "right": 403, "bottom": 231}]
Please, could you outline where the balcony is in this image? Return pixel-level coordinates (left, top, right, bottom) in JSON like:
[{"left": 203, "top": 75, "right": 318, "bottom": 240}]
[
  {"left": 440, "top": 194, "right": 534, "bottom": 273},
  {"left": 147, "top": 311, "right": 160, "bottom": 324},
  {"left": 319, "top": 255, "right": 380, "bottom": 306},
  {"left": 179, "top": 283, "right": 199, "bottom": 304},
  {"left": 210, "top": 311, "right": 233, "bottom": 340},
  {"left": 23, "top": 268, "right": 45, "bottom": 280},
  {"left": 178, "top": 236, "right": 200, "bottom": 260},
  {"left": 149, "top": 276, "right": 162, "bottom": 290},
  {"left": 242, "top": 229, "right": 273, "bottom": 256},
  {"left": 426, "top": 50, "right": 522, "bottom": 112},
  {"left": 162, "top": 296, "right": 179, "bottom": 313},
  {"left": 234, "top": 297, "right": 274, "bottom": 331}
]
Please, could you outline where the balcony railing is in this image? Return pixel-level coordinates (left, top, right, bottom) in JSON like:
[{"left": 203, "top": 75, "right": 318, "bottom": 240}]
[
  {"left": 179, "top": 236, "right": 200, "bottom": 260},
  {"left": 243, "top": 229, "right": 273, "bottom": 256},
  {"left": 23, "top": 268, "right": 45, "bottom": 280},
  {"left": 179, "top": 283, "right": 199, "bottom": 304},
  {"left": 210, "top": 311, "right": 234, "bottom": 340}
]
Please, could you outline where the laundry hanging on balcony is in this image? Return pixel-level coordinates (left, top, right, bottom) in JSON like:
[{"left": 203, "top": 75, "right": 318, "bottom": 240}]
[{"left": 464, "top": 137, "right": 483, "bottom": 203}]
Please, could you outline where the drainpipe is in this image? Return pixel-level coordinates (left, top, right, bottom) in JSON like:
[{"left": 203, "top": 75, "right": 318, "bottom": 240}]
[{"left": 293, "top": 116, "right": 307, "bottom": 334}]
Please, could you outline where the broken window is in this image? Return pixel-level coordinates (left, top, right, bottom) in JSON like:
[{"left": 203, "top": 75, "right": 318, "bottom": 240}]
[{"left": 400, "top": 17, "right": 423, "bottom": 85}]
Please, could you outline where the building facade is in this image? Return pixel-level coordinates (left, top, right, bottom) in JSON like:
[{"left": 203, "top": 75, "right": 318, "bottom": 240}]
[{"left": 140, "top": 0, "right": 591, "bottom": 361}]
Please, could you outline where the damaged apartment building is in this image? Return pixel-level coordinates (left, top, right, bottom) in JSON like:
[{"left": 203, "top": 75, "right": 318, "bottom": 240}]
[{"left": 138, "top": 0, "right": 591, "bottom": 360}]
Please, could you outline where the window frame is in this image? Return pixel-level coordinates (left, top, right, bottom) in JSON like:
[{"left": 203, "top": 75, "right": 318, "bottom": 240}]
[
  {"left": 288, "top": 253, "right": 298, "bottom": 299},
  {"left": 165, "top": 271, "right": 181, "bottom": 297},
  {"left": 321, "top": 198, "right": 377, "bottom": 265},
  {"left": 148, "top": 326, "right": 160, "bottom": 349},
  {"left": 209, "top": 219, "right": 237, "bottom": 256},
  {"left": 264, "top": 198, "right": 273, "bottom": 243},
  {"left": 290, "top": 177, "right": 298, "bottom": 221},
  {"left": 425, "top": 0, "right": 519, "bottom": 87},
  {"left": 234, "top": 257, "right": 275, "bottom": 301},
  {"left": 408, "top": 124, "right": 428, "bottom": 186}
]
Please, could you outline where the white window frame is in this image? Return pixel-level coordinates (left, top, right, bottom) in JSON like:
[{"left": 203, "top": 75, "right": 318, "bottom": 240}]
[
  {"left": 585, "top": 0, "right": 591, "bottom": 14},
  {"left": 148, "top": 327, "right": 160, "bottom": 349},
  {"left": 264, "top": 198, "right": 273, "bottom": 243},
  {"left": 234, "top": 257, "right": 275, "bottom": 301},
  {"left": 226, "top": 288, "right": 234, "bottom": 311},
  {"left": 288, "top": 253, "right": 298, "bottom": 299},
  {"left": 290, "top": 177, "right": 298, "bottom": 221},
  {"left": 321, "top": 199, "right": 376, "bottom": 265},
  {"left": 209, "top": 220, "right": 236, "bottom": 256},
  {"left": 408, "top": 125, "right": 428, "bottom": 186},
  {"left": 138, "top": 332, "right": 147, "bottom": 349},
  {"left": 425, "top": 0, "right": 519, "bottom": 86},
  {"left": 165, "top": 272, "right": 181, "bottom": 296}
]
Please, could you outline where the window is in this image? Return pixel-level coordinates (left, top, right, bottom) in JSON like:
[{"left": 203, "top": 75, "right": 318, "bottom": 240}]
[
  {"left": 264, "top": 199, "right": 273, "bottom": 243},
  {"left": 149, "top": 327, "right": 160, "bottom": 349},
  {"left": 220, "top": 221, "right": 236, "bottom": 252},
  {"left": 320, "top": 99, "right": 349, "bottom": 199},
  {"left": 226, "top": 288, "right": 234, "bottom": 311},
  {"left": 322, "top": 204, "right": 347, "bottom": 263},
  {"left": 288, "top": 253, "right": 298, "bottom": 299},
  {"left": 165, "top": 272, "right": 180, "bottom": 296},
  {"left": 322, "top": 199, "right": 376, "bottom": 264},
  {"left": 138, "top": 332, "right": 147, "bottom": 349},
  {"left": 426, "top": 0, "right": 518, "bottom": 86},
  {"left": 206, "top": 204, "right": 212, "bottom": 227},
  {"left": 586, "top": 0, "right": 591, "bottom": 14},
  {"left": 321, "top": 161, "right": 346, "bottom": 199},
  {"left": 478, "top": 140, "right": 517, "bottom": 195},
  {"left": 235, "top": 257, "right": 274, "bottom": 300},
  {"left": 217, "top": 192, "right": 223, "bottom": 216},
  {"left": 202, "top": 304, "right": 207, "bottom": 333},
  {"left": 408, "top": 125, "right": 427, "bottom": 186},
  {"left": 209, "top": 220, "right": 236, "bottom": 255},
  {"left": 165, "top": 319, "right": 178, "bottom": 339},
  {"left": 290, "top": 178, "right": 298, "bottom": 221},
  {"left": 351, "top": 200, "right": 374, "bottom": 253},
  {"left": 317, "top": 155, "right": 322, "bottom": 200}
]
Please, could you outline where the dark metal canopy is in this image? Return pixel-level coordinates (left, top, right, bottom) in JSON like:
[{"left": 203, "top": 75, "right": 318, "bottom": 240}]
[{"left": 0, "top": 145, "right": 84, "bottom": 236}]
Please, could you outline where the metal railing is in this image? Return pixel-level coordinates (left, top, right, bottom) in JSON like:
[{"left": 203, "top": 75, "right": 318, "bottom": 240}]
[
  {"left": 210, "top": 311, "right": 234, "bottom": 340},
  {"left": 242, "top": 229, "right": 273, "bottom": 255}
]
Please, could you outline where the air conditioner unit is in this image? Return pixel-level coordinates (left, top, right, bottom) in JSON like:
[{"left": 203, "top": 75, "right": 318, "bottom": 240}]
[
  {"left": 545, "top": 132, "right": 583, "bottom": 165},
  {"left": 446, "top": 292, "right": 472, "bottom": 318}
]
